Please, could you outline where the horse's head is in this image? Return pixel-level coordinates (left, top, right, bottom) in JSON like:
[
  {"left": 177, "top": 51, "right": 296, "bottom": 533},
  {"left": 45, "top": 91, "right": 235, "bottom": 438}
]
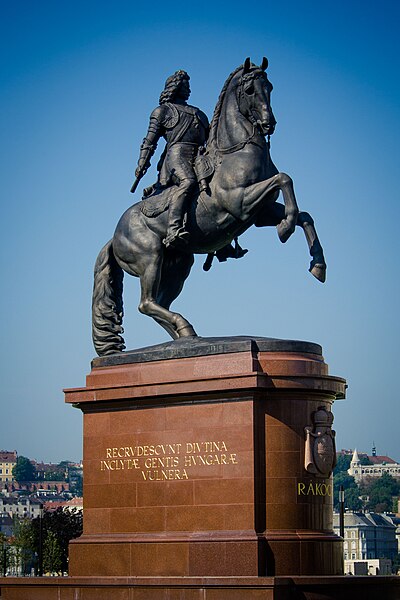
[{"left": 237, "top": 57, "right": 276, "bottom": 136}]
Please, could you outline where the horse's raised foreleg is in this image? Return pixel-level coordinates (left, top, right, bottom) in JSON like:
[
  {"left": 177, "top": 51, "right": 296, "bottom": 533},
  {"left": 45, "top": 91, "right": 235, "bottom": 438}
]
[
  {"left": 242, "top": 172, "right": 299, "bottom": 243},
  {"left": 138, "top": 255, "right": 197, "bottom": 339},
  {"left": 297, "top": 211, "right": 326, "bottom": 283},
  {"left": 255, "top": 202, "right": 326, "bottom": 283}
]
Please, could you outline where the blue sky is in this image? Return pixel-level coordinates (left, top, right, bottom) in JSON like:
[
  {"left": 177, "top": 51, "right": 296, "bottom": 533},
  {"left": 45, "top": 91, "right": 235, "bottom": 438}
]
[{"left": 0, "top": 0, "right": 399, "bottom": 462}]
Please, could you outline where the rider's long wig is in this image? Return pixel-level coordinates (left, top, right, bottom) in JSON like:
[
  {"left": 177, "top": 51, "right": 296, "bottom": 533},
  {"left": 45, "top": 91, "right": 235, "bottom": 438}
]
[{"left": 159, "top": 70, "right": 189, "bottom": 104}]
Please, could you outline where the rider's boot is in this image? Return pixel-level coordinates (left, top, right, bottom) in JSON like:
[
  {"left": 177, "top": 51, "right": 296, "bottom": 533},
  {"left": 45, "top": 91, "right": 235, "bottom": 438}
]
[{"left": 163, "top": 182, "right": 194, "bottom": 249}]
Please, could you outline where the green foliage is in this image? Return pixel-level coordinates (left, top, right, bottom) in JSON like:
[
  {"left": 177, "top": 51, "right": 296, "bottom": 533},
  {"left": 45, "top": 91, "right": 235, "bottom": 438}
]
[
  {"left": 333, "top": 471, "right": 361, "bottom": 510},
  {"left": 31, "top": 507, "right": 83, "bottom": 573},
  {"left": 72, "top": 475, "right": 83, "bottom": 496},
  {"left": 334, "top": 471, "right": 355, "bottom": 489},
  {"left": 0, "top": 532, "right": 11, "bottom": 575},
  {"left": 334, "top": 459, "right": 400, "bottom": 513},
  {"left": 333, "top": 454, "right": 351, "bottom": 475},
  {"left": 67, "top": 465, "right": 83, "bottom": 495},
  {"left": 39, "top": 469, "right": 65, "bottom": 481},
  {"left": 12, "top": 456, "right": 36, "bottom": 482},
  {"left": 364, "top": 473, "right": 400, "bottom": 513},
  {"left": 12, "top": 518, "right": 36, "bottom": 575},
  {"left": 43, "top": 531, "right": 63, "bottom": 574},
  {"left": 2, "top": 508, "right": 83, "bottom": 575},
  {"left": 392, "top": 553, "right": 400, "bottom": 574},
  {"left": 360, "top": 456, "right": 373, "bottom": 465},
  {"left": 344, "top": 487, "right": 363, "bottom": 510}
]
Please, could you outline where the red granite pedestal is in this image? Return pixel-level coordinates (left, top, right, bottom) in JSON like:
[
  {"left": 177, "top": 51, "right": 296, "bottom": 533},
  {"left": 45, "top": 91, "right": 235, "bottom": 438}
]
[
  {"left": 1, "top": 337, "right": 399, "bottom": 599},
  {"left": 65, "top": 337, "right": 346, "bottom": 579}
]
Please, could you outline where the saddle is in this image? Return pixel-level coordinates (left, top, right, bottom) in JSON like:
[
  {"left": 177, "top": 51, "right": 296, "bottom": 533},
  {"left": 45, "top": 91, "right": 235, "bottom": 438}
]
[
  {"left": 140, "top": 151, "right": 215, "bottom": 218},
  {"left": 140, "top": 185, "right": 171, "bottom": 218},
  {"left": 139, "top": 153, "right": 247, "bottom": 268}
]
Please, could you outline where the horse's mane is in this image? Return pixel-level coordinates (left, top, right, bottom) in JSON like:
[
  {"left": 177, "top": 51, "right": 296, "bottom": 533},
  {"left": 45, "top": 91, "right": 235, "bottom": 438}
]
[{"left": 207, "top": 65, "right": 242, "bottom": 149}]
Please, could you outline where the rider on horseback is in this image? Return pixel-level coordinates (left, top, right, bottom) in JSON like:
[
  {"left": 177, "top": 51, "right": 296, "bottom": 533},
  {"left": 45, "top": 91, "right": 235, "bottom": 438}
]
[{"left": 135, "top": 70, "right": 209, "bottom": 249}]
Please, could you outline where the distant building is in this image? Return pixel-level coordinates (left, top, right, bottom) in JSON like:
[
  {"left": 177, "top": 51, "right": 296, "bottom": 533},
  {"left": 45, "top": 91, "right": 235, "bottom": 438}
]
[
  {"left": 0, "top": 451, "right": 17, "bottom": 483},
  {"left": 0, "top": 514, "right": 13, "bottom": 536},
  {"left": 33, "top": 461, "right": 67, "bottom": 480},
  {"left": 383, "top": 514, "right": 400, "bottom": 553},
  {"left": 333, "top": 511, "right": 398, "bottom": 562},
  {"left": 348, "top": 448, "right": 400, "bottom": 483},
  {"left": 0, "top": 495, "right": 42, "bottom": 520},
  {"left": 344, "top": 558, "right": 392, "bottom": 576},
  {"left": 44, "top": 497, "right": 83, "bottom": 512},
  {"left": 2, "top": 481, "right": 70, "bottom": 494}
]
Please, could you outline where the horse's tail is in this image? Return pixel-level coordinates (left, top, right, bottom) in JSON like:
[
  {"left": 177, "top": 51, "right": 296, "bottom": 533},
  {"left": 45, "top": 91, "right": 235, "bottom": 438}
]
[{"left": 92, "top": 239, "right": 125, "bottom": 356}]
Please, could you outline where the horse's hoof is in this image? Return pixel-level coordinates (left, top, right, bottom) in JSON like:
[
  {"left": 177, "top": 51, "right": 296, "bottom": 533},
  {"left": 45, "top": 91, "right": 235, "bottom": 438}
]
[
  {"left": 310, "top": 263, "right": 326, "bottom": 283},
  {"left": 277, "top": 220, "right": 295, "bottom": 243}
]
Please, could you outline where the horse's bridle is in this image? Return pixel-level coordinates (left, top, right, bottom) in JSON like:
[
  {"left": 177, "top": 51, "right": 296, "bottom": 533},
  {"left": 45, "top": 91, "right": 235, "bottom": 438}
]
[
  {"left": 216, "top": 69, "right": 270, "bottom": 154},
  {"left": 238, "top": 70, "right": 267, "bottom": 127}
]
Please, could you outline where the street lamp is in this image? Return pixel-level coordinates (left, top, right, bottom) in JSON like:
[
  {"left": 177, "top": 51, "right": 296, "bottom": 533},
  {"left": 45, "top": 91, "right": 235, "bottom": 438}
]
[
  {"left": 339, "top": 485, "right": 345, "bottom": 539},
  {"left": 2, "top": 541, "right": 7, "bottom": 577},
  {"left": 38, "top": 504, "right": 43, "bottom": 576}
]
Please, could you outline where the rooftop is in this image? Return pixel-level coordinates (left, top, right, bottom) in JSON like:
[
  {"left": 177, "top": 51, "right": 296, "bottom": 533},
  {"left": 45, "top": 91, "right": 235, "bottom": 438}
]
[{"left": 0, "top": 451, "right": 17, "bottom": 462}]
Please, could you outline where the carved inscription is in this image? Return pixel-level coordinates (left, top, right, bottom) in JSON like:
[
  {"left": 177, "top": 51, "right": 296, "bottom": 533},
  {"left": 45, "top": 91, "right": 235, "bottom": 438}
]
[
  {"left": 297, "top": 481, "right": 332, "bottom": 496},
  {"left": 99, "top": 441, "right": 238, "bottom": 481}
]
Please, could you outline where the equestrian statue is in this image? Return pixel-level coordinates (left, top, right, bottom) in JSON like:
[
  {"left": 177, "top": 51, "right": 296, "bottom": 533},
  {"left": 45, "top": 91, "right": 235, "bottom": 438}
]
[{"left": 92, "top": 58, "right": 326, "bottom": 356}]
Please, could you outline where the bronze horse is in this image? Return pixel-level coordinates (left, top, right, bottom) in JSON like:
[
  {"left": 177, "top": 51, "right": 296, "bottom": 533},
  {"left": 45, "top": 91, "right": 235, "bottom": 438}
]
[{"left": 92, "top": 58, "right": 326, "bottom": 356}]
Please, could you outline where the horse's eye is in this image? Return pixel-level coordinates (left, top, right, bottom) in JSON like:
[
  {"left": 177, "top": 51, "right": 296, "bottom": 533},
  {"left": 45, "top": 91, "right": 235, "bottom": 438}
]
[{"left": 244, "top": 82, "right": 254, "bottom": 95}]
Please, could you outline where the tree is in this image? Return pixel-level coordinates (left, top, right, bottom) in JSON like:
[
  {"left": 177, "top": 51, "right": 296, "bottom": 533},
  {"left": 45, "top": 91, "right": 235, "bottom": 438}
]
[
  {"left": 12, "top": 456, "right": 36, "bottom": 482},
  {"left": 365, "top": 473, "right": 400, "bottom": 513},
  {"left": 40, "top": 470, "right": 65, "bottom": 482},
  {"left": 344, "top": 487, "right": 363, "bottom": 511},
  {"left": 334, "top": 454, "right": 352, "bottom": 475},
  {"left": 11, "top": 518, "right": 35, "bottom": 575},
  {"left": 72, "top": 474, "right": 83, "bottom": 496},
  {"left": 392, "top": 553, "right": 400, "bottom": 574},
  {"left": 43, "top": 531, "right": 63, "bottom": 575},
  {"left": 30, "top": 507, "right": 82, "bottom": 573},
  {"left": 0, "top": 532, "right": 11, "bottom": 576},
  {"left": 333, "top": 471, "right": 362, "bottom": 510}
]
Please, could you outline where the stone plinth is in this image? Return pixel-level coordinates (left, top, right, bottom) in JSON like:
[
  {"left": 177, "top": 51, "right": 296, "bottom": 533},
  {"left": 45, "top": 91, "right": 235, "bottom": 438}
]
[
  {"left": 1, "top": 575, "right": 400, "bottom": 599},
  {"left": 63, "top": 336, "right": 346, "bottom": 579}
]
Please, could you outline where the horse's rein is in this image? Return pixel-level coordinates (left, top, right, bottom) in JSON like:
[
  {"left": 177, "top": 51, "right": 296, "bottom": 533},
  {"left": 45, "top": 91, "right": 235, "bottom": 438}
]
[{"left": 215, "top": 73, "right": 268, "bottom": 155}]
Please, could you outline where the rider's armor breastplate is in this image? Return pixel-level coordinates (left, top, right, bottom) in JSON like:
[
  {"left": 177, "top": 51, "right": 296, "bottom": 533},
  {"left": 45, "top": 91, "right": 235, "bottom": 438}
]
[{"left": 163, "top": 103, "right": 208, "bottom": 146}]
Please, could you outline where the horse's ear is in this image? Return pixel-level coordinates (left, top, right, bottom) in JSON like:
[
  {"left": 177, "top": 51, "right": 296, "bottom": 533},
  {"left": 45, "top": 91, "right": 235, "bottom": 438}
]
[
  {"left": 243, "top": 57, "right": 251, "bottom": 73},
  {"left": 261, "top": 57, "right": 268, "bottom": 71}
]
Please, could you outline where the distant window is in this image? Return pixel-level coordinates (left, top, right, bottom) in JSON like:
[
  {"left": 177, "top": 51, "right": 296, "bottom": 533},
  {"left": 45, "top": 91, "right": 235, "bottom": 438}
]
[{"left": 351, "top": 553, "right": 356, "bottom": 559}]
